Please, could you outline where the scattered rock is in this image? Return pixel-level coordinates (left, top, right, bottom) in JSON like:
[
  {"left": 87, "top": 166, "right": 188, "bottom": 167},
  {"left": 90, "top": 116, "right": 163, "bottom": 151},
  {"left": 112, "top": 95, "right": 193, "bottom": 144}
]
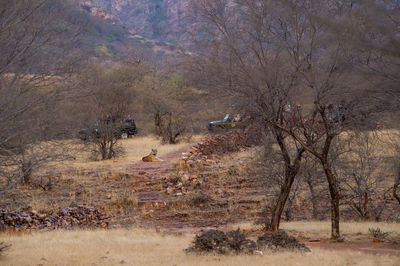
[
  {"left": 166, "top": 187, "right": 175, "bottom": 195},
  {"left": 181, "top": 174, "right": 190, "bottom": 182},
  {"left": 336, "top": 236, "right": 345, "bottom": 242},
  {"left": 215, "top": 189, "right": 223, "bottom": 195},
  {"left": 254, "top": 250, "right": 264, "bottom": 256},
  {"left": 0, "top": 207, "right": 110, "bottom": 231},
  {"left": 166, "top": 129, "right": 258, "bottom": 196}
]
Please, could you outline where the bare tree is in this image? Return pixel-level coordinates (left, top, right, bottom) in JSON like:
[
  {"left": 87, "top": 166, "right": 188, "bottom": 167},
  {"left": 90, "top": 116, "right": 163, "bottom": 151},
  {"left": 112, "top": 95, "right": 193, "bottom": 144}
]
[
  {"left": 189, "top": 0, "right": 372, "bottom": 239},
  {"left": 0, "top": 0, "right": 86, "bottom": 193},
  {"left": 189, "top": 0, "right": 309, "bottom": 231},
  {"left": 144, "top": 68, "right": 191, "bottom": 144},
  {"left": 351, "top": 1, "right": 400, "bottom": 204},
  {"left": 78, "top": 63, "right": 143, "bottom": 160},
  {"left": 336, "top": 131, "right": 391, "bottom": 220}
]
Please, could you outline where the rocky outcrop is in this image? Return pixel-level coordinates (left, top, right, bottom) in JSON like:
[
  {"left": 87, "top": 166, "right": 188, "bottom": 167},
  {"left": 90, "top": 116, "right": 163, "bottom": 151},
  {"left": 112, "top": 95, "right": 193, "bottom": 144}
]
[
  {"left": 78, "top": 0, "right": 191, "bottom": 43},
  {"left": 162, "top": 129, "right": 258, "bottom": 197}
]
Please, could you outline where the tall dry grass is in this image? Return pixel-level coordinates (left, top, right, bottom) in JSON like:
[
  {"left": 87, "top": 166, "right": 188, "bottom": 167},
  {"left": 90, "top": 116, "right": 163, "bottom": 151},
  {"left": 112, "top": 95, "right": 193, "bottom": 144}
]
[{"left": 0, "top": 228, "right": 399, "bottom": 266}]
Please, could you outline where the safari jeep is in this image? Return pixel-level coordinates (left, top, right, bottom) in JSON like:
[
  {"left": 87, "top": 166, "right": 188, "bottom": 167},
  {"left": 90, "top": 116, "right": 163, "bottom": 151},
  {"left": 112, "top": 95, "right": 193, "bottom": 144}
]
[{"left": 207, "top": 114, "right": 246, "bottom": 131}]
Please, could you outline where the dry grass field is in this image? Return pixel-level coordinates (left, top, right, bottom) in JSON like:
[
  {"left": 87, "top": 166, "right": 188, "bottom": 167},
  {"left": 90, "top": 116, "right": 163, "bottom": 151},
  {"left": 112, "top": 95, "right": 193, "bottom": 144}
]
[
  {"left": 44, "top": 135, "right": 203, "bottom": 174},
  {"left": 1, "top": 225, "right": 399, "bottom": 266},
  {"left": 281, "top": 221, "right": 400, "bottom": 238},
  {"left": 229, "top": 221, "right": 400, "bottom": 236},
  {"left": 0, "top": 135, "right": 203, "bottom": 214}
]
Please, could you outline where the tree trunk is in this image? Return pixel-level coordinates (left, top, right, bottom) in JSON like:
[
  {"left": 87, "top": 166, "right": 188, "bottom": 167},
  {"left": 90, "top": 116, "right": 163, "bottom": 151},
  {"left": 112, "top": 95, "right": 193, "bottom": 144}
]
[
  {"left": 306, "top": 178, "right": 319, "bottom": 220},
  {"left": 268, "top": 168, "right": 296, "bottom": 231},
  {"left": 268, "top": 135, "right": 304, "bottom": 231},
  {"left": 394, "top": 168, "right": 400, "bottom": 205},
  {"left": 321, "top": 161, "right": 340, "bottom": 239}
]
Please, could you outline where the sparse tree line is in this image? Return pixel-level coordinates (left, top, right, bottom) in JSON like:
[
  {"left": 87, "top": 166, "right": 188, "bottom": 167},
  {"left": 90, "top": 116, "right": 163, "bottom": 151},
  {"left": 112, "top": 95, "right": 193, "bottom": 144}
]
[
  {"left": 187, "top": 0, "right": 400, "bottom": 239},
  {"left": 259, "top": 131, "right": 399, "bottom": 223}
]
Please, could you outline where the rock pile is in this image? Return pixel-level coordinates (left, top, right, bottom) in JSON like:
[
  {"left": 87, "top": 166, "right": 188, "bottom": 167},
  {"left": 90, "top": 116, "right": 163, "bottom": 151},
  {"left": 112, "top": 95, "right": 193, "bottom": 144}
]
[
  {"left": 195, "top": 129, "right": 258, "bottom": 156},
  {"left": 162, "top": 129, "right": 257, "bottom": 196},
  {"left": 0, "top": 207, "right": 110, "bottom": 231}
]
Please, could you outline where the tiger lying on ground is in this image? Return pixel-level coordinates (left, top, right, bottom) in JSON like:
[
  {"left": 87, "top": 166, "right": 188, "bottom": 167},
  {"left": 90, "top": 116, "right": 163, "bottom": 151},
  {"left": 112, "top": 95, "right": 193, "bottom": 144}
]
[{"left": 142, "top": 149, "right": 163, "bottom": 162}]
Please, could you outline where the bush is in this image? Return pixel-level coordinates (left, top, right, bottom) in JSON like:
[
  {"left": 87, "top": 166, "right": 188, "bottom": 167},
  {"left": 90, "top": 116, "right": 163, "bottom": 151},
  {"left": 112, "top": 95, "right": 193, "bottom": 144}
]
[
  {"left": 188, "top": 193, "right": 211, "bottom": 206},
  {"left": 257, "top": 231, "right": 310, "bottom": 252},
  {"left": 185, "top": 229, "right": 256, "bottom": 254}
]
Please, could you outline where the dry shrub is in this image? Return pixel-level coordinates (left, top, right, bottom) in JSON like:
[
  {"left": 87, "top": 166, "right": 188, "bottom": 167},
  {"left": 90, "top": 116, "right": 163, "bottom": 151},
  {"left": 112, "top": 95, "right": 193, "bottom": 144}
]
[
  {"left": 109, "top": 191, "right": 138, "bottom": 210},
  {"left": 187, "top": 193, "right": 212, "bottom": 206},
  {"left": 257, "top": 231, "right": 310, "bottom": 252},
  {"left": 185, "top": 229, "right": 256, "bottom": 254},
  {"left": 368, "top": 227, "right": 389, "bottom": 239}
]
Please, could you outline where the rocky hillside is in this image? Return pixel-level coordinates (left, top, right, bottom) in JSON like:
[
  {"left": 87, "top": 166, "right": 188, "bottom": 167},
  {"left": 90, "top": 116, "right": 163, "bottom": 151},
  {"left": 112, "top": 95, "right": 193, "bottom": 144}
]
[{"left": 79, "top": 0, "right": 191, "bottom": 45}]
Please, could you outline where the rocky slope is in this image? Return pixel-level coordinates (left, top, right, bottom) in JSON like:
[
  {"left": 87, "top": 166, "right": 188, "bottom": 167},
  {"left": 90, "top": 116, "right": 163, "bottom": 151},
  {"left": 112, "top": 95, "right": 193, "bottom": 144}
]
[{"left": 79, "top": 0, "right": 191, "bottom": 45}]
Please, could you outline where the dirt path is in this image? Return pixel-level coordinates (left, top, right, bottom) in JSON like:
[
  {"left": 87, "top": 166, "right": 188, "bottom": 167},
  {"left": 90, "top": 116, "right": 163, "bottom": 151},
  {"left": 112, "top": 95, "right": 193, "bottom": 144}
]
[
  {"left": 121, "top": 146, "right": 260, "bottom": 231},
  {"left": 307, "top": 241, "right": 400, "bottom": 257}
]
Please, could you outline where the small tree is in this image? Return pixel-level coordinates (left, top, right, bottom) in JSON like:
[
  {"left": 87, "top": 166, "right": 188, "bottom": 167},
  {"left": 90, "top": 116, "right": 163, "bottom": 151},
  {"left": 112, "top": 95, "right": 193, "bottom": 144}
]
[
  {"left": 338, "top": 131, "right": 389, "bottom": 220},
  {"left": 79, "top": 63, "right": 143, "bottom": 160},
  {"left": 154, "top": 110, "right": 186, "bottom": 144},
  {"left": 145, "top": 70, "right": 191, "bottom": 144},
  {"left": 87, "top": 116, "right": 123, "bottom": 160}
]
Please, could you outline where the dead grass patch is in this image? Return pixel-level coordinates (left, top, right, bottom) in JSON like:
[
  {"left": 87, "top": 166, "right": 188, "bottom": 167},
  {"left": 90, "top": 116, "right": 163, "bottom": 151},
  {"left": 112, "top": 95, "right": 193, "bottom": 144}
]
[
  {"left": 280, "top": 221, "right": 400, "bottom": 239},
  {"left": 49, "top": 135, "right": 203, "bottom": 173},
  {"left": 0, "top": 228, "right": 399, "bottom": 265}
]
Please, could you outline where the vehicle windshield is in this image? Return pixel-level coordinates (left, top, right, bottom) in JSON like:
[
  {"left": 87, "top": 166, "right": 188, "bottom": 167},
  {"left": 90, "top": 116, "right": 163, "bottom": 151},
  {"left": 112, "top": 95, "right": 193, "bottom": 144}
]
[{"left": 223, "top": 114, "right": 230, "bottom": 122}]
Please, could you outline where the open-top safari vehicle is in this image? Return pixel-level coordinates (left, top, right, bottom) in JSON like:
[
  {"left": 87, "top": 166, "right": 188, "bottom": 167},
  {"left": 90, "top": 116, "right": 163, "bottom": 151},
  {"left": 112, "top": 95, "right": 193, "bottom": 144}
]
[
  {"left": 78, "top": 116, "right": 137, "bottom": 141},
  {"left": 207, "top": 114, "right": 246, "bottom": 131}
]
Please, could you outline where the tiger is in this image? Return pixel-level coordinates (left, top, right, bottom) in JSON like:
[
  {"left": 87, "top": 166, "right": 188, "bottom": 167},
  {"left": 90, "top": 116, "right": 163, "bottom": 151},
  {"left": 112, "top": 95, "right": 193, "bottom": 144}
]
[{"left": 142, "top": 149, "right": 163, "bottom": 162}]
